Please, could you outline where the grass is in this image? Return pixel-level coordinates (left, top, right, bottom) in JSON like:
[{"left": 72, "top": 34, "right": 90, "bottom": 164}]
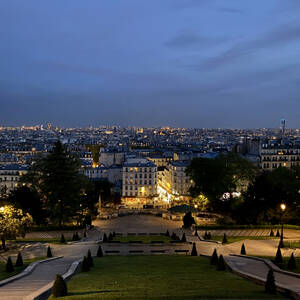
[
  {"left": 284, "top": 241, "right": 300, "bottom": 249},
  {"left": 49, "top": 256, "right": 282, "bottom": 299},
  {"left": 112, "top": 235, "right": 172, "bottom": 243},
  {"left": 0, "top": 257, "right": 45, "bottom": 281},
  {"left": 210, "top": 236, "right": 277, "bottom": 244}
]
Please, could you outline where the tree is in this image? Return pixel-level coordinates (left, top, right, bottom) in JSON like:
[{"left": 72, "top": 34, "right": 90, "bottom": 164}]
[
  {"left": 265, "top": 269, "right": 276, "bottom": 294},
  {"left": 22, "top": 141, "right": 88, "bottom": 227},
  {"left": 191, "top": 243, "right": 197, "bottom": 256},
  {"left": 181, "top": 233, "right": 186, "bottom": 242},
  {"left": 6, "top": 186, "right": 47, "bottom": 225},
  {"left": 0, "top": 205, "right": 33, "bottom": 249},
  {"left": 240, "top": 243, "right": 246, "bottom": 255},
  {"left": 87, "top": 249, "right": 94, "bottom": 267},
  {"left": 47, "top": 246, "right": 53, "bottom": 258},
  {"left": 102, "top": 233, "right": 108, "bottom": 243},
  {"left": 183, "top": 212, "right": 195, "bottom": 228},
  {"left": 15, "top": 252, "right": 23, "bottom": 267},
  {"left": 274, "top": 246, "right": 283, "bottom": 264},
  {"left": 6, "top": 257, "right": 14, "bottom": 272},
  {"left": 210, "top": 249, "right": 218, "bottom": 265},
  {"left": 60, "top": 234, "right": 66, "bottom": 244},
  {"left": 165, "top": 230, "right": 170, "bottom": 237},
  {"left": 288, "top": 253, "right": 296, "bottom": 270},
  {"left": 97, "top": 245, "right": 104, "bottom": 257},
  {"left": 52, "top": 274, "right": 68, "bottom": 297},
  {"left": 217, "top": 255, "right": 226, "bottom": 271},
  {"left": 222, "top": 233, "right": 228, "bottom": 244},
  {"left": 82, "top": 256, "right": 90, "bottom": 272}
]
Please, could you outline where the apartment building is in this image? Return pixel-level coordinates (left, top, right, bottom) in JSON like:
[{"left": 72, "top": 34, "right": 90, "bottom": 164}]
[{"left": 0, "top": 164, "right": 28, "bottom": 192}]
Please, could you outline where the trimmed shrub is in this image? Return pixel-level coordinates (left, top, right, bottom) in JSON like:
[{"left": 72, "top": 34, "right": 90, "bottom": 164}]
[
  {"left": 288, "top": 252, "right": 296, "bottom": 270},
  {"left": 83, "top": 231, "right": 87, "bottom": 238},
  {"left": 47, "top": 246, "right": 53, "bottom": 258},
  {"left": 165, "top": 230, "right": 170, "bottom": 237},
  {"left": 207, "top": 232, "right": 212, "bottom": 240},
  {"left": 222, "top": 233, "right": 228, "bottom": 244},
  {"left": 171, "top": 232, "right": 177, "bottom": 240},
  {"left": 217, "top": 254, "right": 226, "bottom": 271},
  {"left": 191, "top": 243, "right": 197, "bottom": 256},
  {"left": 276, "top": 230, "right": 280, "bottom": 237},
  {"left": 102, "top": 233, "right": 108, "bottom": 243},
  {"left": 210, "top": 249, "right": 218, "bottom": 265},
  {"left": 60, "top": 234, "right": 66, "bottom": 244},
  {"left": 240, "top": 243, "right": 246, "bottom": 255},
  {"left": 52, "top": 274, "right": 67, "bottom": 297},
  {"left": 97, "top": 245, "right": 104, "bottom": 257},
  {"left": 270, "top": 229, "right": 274, "bottom": 237},
  {"left": 112, "top": 231, "right": 116, "bottom": 237},
  {"left": 194, "top": 229, "right": 198, "bottom": 236},
  {"left": 181, "top": 233, "right": 186, "bottom": 242},
  {"left": 87, "top": 249, "right": 94, "bottom": 267},
  {"left": 265, "top": 269, "right": 276, "bottom": 294},
  {"left": 203, "top": 231, "right": 208, "bottom": 240},
  {"left": 15, "top": 252, "right": 23, "bottom": 267},
  {"left": 6, "top": 257, "right": 14, "bottom": 273},
  {"left": 81, "top": 256, "right": 90, "bottom": 272},
  {"left": 108, "top": 232, "right": 113, "bottom": 241},
  {"left": 274, "top": 246, "right": 283, "bottom": 264},
  {"left": 72, "top": 233, "right": 76, "bottom": 241},
  {"left": 76, "top": 232, "right": 80, "bottom": 240},
  {"left": 183, "top": 212, "right": 195, "bottom": 228}
]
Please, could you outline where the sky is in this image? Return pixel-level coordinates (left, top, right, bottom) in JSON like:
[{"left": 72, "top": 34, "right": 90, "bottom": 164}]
[{"left": 1, "top": 0, "right": 300, "bottom": 128}]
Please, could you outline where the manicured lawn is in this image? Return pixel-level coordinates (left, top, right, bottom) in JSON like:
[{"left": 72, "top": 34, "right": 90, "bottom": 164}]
[
  {"left": 284, "top": 241, "right": 300, "bottom": 249},
  {"left": 211, "top": 236, "right": 277, "bottom": 244},
  {"left": 49, "top": 256, "right": 282, "bottom": 299},
  {"left": 112, "top": 235, "right": 171, "bottom": 243},
  {"left": 0, "top": 257, "right": 45, "bottom": 281}
]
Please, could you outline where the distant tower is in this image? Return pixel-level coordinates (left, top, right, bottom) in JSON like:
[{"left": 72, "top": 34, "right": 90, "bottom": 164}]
[{"left": 280, "top": 118, "right": 286, "bottom": 135}]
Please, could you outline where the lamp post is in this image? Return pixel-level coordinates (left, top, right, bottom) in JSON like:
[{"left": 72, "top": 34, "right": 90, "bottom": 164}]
[{"left": 279, "top": 203, "right": 286, "bottom": 248}]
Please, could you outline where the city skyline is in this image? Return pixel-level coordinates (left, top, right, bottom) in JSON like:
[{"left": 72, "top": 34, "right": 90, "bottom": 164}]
[{"left": 1, "top": 0, "right": 300, "bottom": 128}]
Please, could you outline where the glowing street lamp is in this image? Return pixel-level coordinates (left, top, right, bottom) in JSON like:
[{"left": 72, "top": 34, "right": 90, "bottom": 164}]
[
  {"left": 279, "top": 203, "right": 286, "bottom": 248},
  {"left": 0, "top": 206, "right": 4, "bottom": 213}
]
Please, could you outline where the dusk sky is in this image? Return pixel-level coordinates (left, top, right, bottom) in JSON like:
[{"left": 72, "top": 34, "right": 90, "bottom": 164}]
[{"left": 1, "top": 0, "right": 300, "bottom": 128}]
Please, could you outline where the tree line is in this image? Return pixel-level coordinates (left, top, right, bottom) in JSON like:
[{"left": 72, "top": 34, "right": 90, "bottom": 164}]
[{"left": 186, "top": 152, "right": 300, "bottom": 225}]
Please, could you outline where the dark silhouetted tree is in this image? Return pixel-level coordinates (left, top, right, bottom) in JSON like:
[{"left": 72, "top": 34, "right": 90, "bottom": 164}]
[
  {"left": 210, "top": 249, "right": 218, "bottom": 265},
  {"left": 265, "top": 269, "right": 276, "bottom": 294},
  {"left": 191, "top": 243, "right": 197, "bottom": 256},
  {"left": 15, "top": 252, "right": 23, "bottom": 267},
  {"left": 52, "top": 274, "right": 67, "bottom": 297}
]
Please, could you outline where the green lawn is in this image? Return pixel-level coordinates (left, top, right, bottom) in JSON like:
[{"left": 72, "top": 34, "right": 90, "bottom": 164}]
[
  {"left": 211, "top": 236, "right": 277, "bottom": 244},
  {"left": 0, "top": 257, "right": 45, "bottom": 281},
  {"left": 284, "top": 241, "right": 300, "bottom": 249},
  {"left": 112, "top": 235, "right": 171, "bottom": 243},
  {"left": 49, "top": 256, "right": 282, "bottom": 299}
]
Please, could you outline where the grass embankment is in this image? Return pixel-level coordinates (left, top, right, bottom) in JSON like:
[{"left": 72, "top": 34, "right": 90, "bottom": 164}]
[
  {"left": 112, "top": 235, "right": 171, "bottom": 243},
  {"left": 49, "top": 256, "right": 282, "bottom": 299},
  {"left": 211, "top": 236, "right": 277, "bottom": 244},
  {"left": 0, "top": 257, "right": 45, "bottom": 281}
]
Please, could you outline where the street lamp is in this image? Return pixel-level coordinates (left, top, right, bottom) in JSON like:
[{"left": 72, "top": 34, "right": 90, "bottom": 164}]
[{"left": 279, "top": 203, "right": 286, "bottom": 248}]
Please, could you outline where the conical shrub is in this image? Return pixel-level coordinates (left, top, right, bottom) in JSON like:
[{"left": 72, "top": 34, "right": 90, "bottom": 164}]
[
  {"left": 274, "top": 246, "right": 283, "bottom": 264},
  {"left": 102, "top": 233, "right": 108, "bottom": 243},
  {"left": 181, "top": 233, "right": 186, "bottom": 242},
  {"left": 288, "top": 253, "right": 296, "bottom": 270},
  {"left": 210, "top": 249, "right": 218, "bottom": 265},
  {"left": 108, "top": 232, "right": 113, "bottom": 241},
  {"left": 265, "top": 269, "right": 276, "bottom": 294},
  {"left": 165, "top": 230, "right": 170, "bottom": 237},
  {"left": 222, "top": 233, "right": 228, "bottom": 244},
  {"left": 60, "top": 234, "right": 66, "bottom": 244},
  {"left": 52, "top": 274, "right": 67, "bottom": 297},
  {"left": 82, "top": 256, "right": 90, "bottom": 272},
  {"left": 76, "top": 232, "right": 80, "bottom": 240},
  {"left": 15, "top": 252, "right": 23, "bottom": 267},
  {"left": 87, "top": 249, "right": 94, "bottom": 267},
  {"left": 194, "top": 229, "right": 198, "bottom": 236},
  {"left": 6, "top": 257, "right": 14, "bottom": 273},
  {"left": 171, "top": 232, "right": 177, "bottom": 240},
  {"left": 47, "top": 246, "right": 53, "bottom": 258},
  {"left": 217, "top": 254, "right": 226, "bottom": 271},
  {"left": 240, "top": 243, "right": 246, "bottom": 255},
  {"left": 207, "top": 232, "right": 212, "bottom": 240},
  {"left": 276, "top": 230, "right": 280, "bottom": 237},
  {"left": 191, "top": 242, "right": 197, "bottom": 256},
  {"left": 204, "top": 231, "right": 208, "bottom": 240},
  {"left": 97, "top": 245, "right": 104, "bottom": 257},
  {"left": 112, "top": 231, "right": 116, "bottom": 237},
  {"left": 270, "top": 229, "right": 274, "bottom": 237},
  {"left": 72, "top": 232, "right": 76, "bottom": 241},
  {"left": 83, "top": 231, "right": 87, "bottom": 238}
]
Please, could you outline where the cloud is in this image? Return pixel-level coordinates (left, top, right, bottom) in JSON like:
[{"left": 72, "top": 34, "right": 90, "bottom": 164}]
[{"left": 165, "top": 32, "right": 227, "bottom": 49}]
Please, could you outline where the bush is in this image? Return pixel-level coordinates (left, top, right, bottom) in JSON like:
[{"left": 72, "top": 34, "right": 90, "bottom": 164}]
[
  {"left": 15, "top": 252, "right": 23, "bottom": 267},
  {"left": 102, "top": 233, "right": 108, "bottom": 243},
  {"left": 165, "top": 230, "right": 170, "bottom": 237},
  {"left": 269, "top": 229, "right": 274, "bottom": 237},
  {"left": 87, "top": 249, "right": 94, "bottom": 267},
  {"left": 52, "top": 274, "right": 67, "bottom": 297},
  {"left": 194, "top": 229, "right": 198, "bottom": 236},
  {"left": 60, "top": 234, "right": 66, "bottom": 244},
  {"left": 191, "top": 243, "right": 197, "bottom": 256},
  {"left": 210, "top": 249, "right": 218, "bottom": 265},
  {"left": 276, "top": 230, "right": 280, "bottom": 237},
  {"left": 274, "top": 246, "right": 283, "bottom": 264},
  {"left": 288, "top": 252, "right": 296, "bottom": 270},
  {"left": 183, "top": 212, "right": 195, "bottom": 228},
  {"left": 112, "top": 231, "right": 116, "bottom": 237},
  {"left": 171, "top": 232, "right": 177, "bottom": 240},
  {"left": 6, "top": 257, "right": 14, "bottom": 273},
  {"left": 83, "top": 231, "right": 87, "bottom": 238},
  {"left": 47, "top": 246, "right": 53, "bottom": 258},
  {"left": 222, "top": 233, "right": 228, "bottom": 244},
  {"left": 108, "top": 232, "right": 113, "bottom": 241},
  {"left": 97, "top": 245, "right": 104, "bottom": 257},
  {"left": 81, "top": 256, "right": 90, "bottom": 272},
  {"left": 240, "top": 243, "right": 246, "bottom": 255},
  {"left": 217, "top": 254, "right": 226, "bottom": 271},
  {"left": 265, "top": 269, "right": 276, "bottom": 294},
  {"left": 207, "top": 232, "right": 212, "bottom": 240},
  {"left": 72, "top": 232, "right": 80, "bottom": 241},
  {"left": 181, "top": 233, "right": 186, "bottom": 242},
  {"left": 203, "top": 231, "right": 208, "bottom": 240}
]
